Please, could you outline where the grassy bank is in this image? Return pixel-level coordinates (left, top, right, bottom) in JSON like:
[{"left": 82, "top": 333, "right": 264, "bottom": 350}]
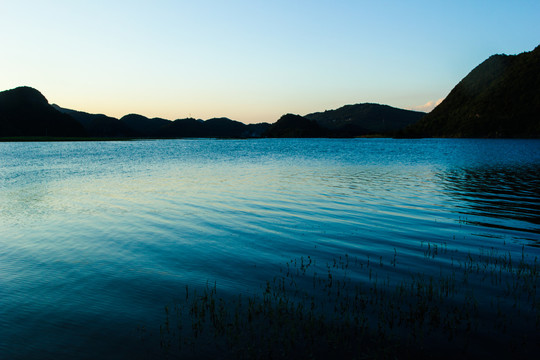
[{"left": 157, "top": 243, "right": 539, "bottom": 359}]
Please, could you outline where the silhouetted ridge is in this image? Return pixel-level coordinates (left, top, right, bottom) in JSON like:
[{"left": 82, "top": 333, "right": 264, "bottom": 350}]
[
  {"left": 0, "top": 86, "right": 86, "bottom": 137},
  {"left": 245, "top": 123, "right": 271, "bottom": 138},
  {"left": 264, "top": 114, "right": 324, "bottom": 138},
  {"left": 160, "top": 118, "right": 205, "bottom": 137},
  {"left": 53, "top": 105, "right": 138, "bottom": 137},
  {"left": 203, "top": 118, "right": 249, "bottom": 137},
  {"left": 158, "top": 117, "right": 269, "bottom": 138},
  {"left": 3, "top": 86, "right": 49, "bottom": 105},
  {"left": 0, "top": 86, "right": 271, "bottom": 139},
  {"left": 403, "top": 45, "right": 540, "bottom": 138},
  {"left": 120, "top": 114, "right": 171, "bottom": 136},
  {"left": 6, "top": 44, "right": 539, "bottom": 141},
  {"left": 305, "top": 103, "right": 425, "bottom": 136}
]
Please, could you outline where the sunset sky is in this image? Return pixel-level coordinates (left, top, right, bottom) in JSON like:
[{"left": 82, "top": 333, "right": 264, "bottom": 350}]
[{"left": 1, "top": 0, "right": 539, "bottom": 124}]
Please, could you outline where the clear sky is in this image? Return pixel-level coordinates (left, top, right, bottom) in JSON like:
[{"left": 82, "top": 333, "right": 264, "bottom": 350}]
[{"left": 1, "top": 1, "right": 539, "bottom": 124}]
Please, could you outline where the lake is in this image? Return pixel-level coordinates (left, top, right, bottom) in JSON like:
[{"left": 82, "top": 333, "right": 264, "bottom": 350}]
[{"left": 1, "top": 138, "right": 539, "bottom": 359}]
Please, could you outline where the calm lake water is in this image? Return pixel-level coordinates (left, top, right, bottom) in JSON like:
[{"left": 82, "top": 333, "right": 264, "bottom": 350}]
[{"left": 1, "top": 138, "right": 539, "bottom": 359}]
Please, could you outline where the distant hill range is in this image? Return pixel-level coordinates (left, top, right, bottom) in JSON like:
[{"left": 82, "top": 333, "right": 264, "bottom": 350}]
[
  {"left": 264, "top": 114, "right": 325, "bottom": 138},
  {"left": 402, "top": 45, "right": 540, "bottom": 138},
  {"left": 264, "top": 105, "right": 425, "bottom": 138},
  {"left": 51, "top": 106, "right": 271, "bottom": 138},
  {"left": 0, "top": 86, "right": 423, "bottom": 138},
  {"left": 0, "top": 87, "right": 86, "bottom": 137},
  {"left": 2, "top": 45, "right": 539, "bottom": 139},
  {"left": 0, "top": 87, "right": 271, "bottom": 139},
  {"left": 51, "top": 105, "right": 137, "bottom": 138},
  {"left": 118, "top": 114, "right": 170, "bottom": 137},
  {"left": 304, "top": 103, "right": 425, "bottom": 137}
]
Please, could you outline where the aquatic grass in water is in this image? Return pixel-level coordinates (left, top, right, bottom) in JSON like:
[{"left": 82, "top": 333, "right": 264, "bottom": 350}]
[
  {"left": 2, "top": 139, "right": 539, "bottom": 359},
  {"left": 159, "top": 243, "right": 539, "bottom": 359}
]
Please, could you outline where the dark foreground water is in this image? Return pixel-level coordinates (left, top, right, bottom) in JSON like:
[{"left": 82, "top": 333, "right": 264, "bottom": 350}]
[{"left": 1, "top": 138, "right": 539, "bottom": 359}]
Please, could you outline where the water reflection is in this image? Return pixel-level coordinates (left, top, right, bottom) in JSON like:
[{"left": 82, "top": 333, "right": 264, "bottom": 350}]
[
  {"left": 439, "top": 164, "right": 540, "bottom": 241},
  {"left": 0, "top": 183, "right": 51, "bottom": 223},
  {"left": 1, "top": 139, "right": 540, "bottom": 359}
]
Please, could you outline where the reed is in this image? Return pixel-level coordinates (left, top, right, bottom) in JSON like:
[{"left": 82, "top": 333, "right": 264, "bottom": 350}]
[{"left": 158, "top": 243, "right": 539, "bottom": 359}]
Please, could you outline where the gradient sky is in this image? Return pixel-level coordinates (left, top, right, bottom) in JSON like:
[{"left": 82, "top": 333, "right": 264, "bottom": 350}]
[{"left": 1, "top": 1, "right": 539, "bottom": 124}]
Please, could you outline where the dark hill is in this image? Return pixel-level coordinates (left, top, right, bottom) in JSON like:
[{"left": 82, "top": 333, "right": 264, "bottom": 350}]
[
  {"left": 264, "top": 114, "right": 324, "bottom": 138},
  {"left": 120, "top": 114, "right": 171, "bottom": 137},
  {"left": 53, "top": 105, "right": 137, "bottom": 137},
  {"left": 203, "top": 118, "right": 270, "bottom": 138},
  {"left": 245, "top": 122, "right": 271, "bottom": 138},
  {"left": 403, "top": 45, "right": 540, "bottom": 138},
  {"left": 305, "top": 103, "right": 425, "bottom": 136},
  {"left": 158, "top": 117, "right": 267, "bottom": 138},
  {"left": 159, "top": 118, "right": 205, "bottom": 137},
  {"left": 0, "top": 87, "right": 268, "bottom": 139},
  {"left": 0, "top": 87, "right": 86, "bottom": 137},
  {"left": 203, "top": 118, "right": 250, "bottom": 138}
]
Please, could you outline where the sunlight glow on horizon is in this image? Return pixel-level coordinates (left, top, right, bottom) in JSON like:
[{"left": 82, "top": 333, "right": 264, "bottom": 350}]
[{"left": 1, "top": 0, "right": 539, "bottom": 123}]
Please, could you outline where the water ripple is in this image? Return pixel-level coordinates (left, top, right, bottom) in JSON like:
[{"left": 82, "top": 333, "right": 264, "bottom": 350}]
[{"left": 1, "top": 139, "right": 539, "bottom": 358}]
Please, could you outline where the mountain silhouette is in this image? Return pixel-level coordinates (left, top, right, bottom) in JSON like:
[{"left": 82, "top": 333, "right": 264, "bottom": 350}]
[
  {"left": 5, "top": 43, "right": 539, "bottom": 142},
  {"left": 53, "top": 105, "right": 138, "bottom": 137},
  {"left": 403, "top": 45, "right": 540, "bottom": 137},
  {"left": 0, "top": 87, "right": 270, "bottom": 139},
  {"left": 305, "top": 103, "right": 425, "bottom": 136},
  {"left": 158, "top": 117, "right": 270, "bottom": 138},
  {"left": 0, "top": 87, "right": 86, "bottom": 137},
  {"left": 159, "top": 118, "right": 206, "bottom": 137},
  {"left": 0, "top": 86, "right": 431, "bottom": 139},
  {"left": 264, "top": 114, "right": 325, "bottom": 138},
  {"left": 120, "top": 114, "right": 171, "bottom": 137},
  {"left": 244, "top": 122, "right": 272, "bottom": 138}
]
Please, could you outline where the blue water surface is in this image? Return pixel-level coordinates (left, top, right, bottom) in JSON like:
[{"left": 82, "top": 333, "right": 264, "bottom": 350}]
[{"left": 1, "top": 138, "right": 539, "bottom": 358}]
